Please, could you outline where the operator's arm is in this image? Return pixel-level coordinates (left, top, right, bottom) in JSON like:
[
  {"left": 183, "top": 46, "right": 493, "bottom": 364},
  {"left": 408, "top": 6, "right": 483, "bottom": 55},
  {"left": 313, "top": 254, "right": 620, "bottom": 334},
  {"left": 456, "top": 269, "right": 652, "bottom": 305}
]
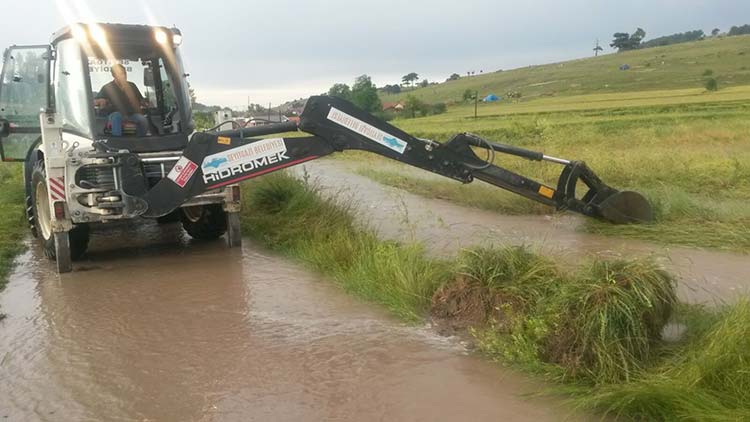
[{"left": 129, "top": 82, "right": 149, "bottom": 108}]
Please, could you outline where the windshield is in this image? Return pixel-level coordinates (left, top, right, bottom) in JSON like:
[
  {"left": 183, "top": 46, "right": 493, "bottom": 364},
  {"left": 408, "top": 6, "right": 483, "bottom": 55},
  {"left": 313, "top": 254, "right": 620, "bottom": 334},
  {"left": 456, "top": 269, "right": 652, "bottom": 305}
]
[{"left": 88, "top": 45, "right": 186, "bottom": 137}]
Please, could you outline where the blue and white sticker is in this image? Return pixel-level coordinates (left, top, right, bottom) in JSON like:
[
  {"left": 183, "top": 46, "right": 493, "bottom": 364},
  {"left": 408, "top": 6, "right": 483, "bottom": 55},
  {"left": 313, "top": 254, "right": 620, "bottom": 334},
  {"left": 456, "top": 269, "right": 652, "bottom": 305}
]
[{"left": 327, "top": 107, "right": 407, "bottom": 154}]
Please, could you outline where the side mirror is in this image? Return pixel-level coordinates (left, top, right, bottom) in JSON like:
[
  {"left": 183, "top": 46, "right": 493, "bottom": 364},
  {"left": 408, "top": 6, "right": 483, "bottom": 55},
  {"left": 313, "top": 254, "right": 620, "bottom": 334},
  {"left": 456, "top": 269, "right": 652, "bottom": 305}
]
[
  {"left": 143, "top": 68, "right": 155, "bottom": 87},
  {"left": 0, "top": 119, "right": 10, "bottom": 138}
]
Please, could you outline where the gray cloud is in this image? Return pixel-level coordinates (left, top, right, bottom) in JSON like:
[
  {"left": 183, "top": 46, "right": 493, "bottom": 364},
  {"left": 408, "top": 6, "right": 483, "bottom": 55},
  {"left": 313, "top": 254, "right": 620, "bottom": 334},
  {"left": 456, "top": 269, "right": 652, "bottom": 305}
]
[{"left": 1, "top": 0, "right": 748, "bottom": 107}]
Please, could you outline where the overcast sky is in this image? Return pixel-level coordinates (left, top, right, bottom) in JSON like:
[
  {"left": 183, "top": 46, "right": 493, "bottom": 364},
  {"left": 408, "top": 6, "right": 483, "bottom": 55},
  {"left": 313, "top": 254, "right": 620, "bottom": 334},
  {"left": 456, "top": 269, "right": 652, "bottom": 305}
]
[{"left": 1, "top": 0, "right": 748, "bottom": 108}]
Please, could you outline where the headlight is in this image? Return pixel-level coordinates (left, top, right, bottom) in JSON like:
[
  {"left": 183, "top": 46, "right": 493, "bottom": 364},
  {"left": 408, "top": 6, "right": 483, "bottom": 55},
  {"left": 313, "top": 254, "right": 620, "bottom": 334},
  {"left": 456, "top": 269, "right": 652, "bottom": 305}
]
[
  {"left": 172, "top": 34, "right": 183, "bottom": 46},
  {"left": 90, "top": 25, "right": 107, "bottom": 45},
  {"left": 154, "top": 30, "right": 168, "bottom": 45}
]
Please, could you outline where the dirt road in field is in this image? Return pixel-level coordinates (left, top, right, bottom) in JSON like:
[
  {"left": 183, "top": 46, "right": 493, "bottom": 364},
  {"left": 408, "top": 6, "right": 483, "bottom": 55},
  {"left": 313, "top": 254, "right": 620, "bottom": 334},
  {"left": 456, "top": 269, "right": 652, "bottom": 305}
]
[
  {"left": 0, "top": 221, "right": 577, "bottom": 421},
  {"left": 298, "top": 160, "right": 750, "bottom": 305}
]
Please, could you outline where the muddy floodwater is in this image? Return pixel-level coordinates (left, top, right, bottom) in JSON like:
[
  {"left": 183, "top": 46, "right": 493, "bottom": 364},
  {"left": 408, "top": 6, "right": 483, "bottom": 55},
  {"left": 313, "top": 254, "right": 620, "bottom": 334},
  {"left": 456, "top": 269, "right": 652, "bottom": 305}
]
[
  {"left": 0, "top": 222, "right": 575, "bottom": 421},
  {"left": 301, "top": 160, "right": 750, "bottom": 305}
]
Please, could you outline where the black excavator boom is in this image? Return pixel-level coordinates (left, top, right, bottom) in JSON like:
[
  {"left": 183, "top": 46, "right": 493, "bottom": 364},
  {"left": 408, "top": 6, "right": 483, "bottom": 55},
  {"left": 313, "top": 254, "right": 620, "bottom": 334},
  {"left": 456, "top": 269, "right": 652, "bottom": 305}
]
[{"left": 131, "top": 95, "right": 652, "bottom": 224}]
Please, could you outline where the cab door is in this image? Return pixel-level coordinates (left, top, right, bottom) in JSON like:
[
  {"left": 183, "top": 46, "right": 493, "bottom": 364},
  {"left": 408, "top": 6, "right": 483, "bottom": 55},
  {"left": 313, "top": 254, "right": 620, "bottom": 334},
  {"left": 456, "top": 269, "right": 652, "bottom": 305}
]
[{"left": 0, "top": 45, "right": 51, "bottom": 162}]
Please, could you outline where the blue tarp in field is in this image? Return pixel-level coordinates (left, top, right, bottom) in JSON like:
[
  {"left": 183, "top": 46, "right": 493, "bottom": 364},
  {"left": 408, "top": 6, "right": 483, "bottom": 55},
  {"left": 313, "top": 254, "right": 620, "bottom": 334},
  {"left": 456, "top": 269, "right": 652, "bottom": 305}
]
[{"left": 483, "top": 94, "right": 500, "bottom": 102}]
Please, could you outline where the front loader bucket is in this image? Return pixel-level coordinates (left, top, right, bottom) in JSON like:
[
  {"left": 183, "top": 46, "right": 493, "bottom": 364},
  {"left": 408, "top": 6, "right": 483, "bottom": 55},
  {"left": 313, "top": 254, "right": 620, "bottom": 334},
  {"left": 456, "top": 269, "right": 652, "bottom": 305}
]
[{"left": 597, "top": 190, "right": 653, "bottom": 224}]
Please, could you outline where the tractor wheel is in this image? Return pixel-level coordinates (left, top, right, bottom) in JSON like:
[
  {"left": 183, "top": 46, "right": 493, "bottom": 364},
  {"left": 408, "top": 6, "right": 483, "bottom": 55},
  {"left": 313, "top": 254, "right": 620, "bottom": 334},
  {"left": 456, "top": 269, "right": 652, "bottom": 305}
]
[
  {"left": 180, "top": 204, "right": 227, "bottom": 240},
  {"left": 156, "top": 210, "right": 181, "bottom": 224},
  {"left": 31, "top": 161, "right": 90, "bottom": 264}
]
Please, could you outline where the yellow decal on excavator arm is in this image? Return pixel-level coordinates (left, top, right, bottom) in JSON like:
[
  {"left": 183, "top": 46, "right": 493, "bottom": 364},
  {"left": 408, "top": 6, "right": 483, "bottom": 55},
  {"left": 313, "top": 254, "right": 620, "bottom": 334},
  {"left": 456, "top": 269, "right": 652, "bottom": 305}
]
[{"left": 538, "top": 185, "right": 555, "bottom": 199}]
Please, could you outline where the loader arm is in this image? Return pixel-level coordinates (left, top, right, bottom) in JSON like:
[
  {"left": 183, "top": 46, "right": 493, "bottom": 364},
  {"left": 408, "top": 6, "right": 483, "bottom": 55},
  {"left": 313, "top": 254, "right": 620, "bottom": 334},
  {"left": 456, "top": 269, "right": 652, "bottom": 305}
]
[{"left": 131, "top": 95, "right": 652, "bottom": 223}]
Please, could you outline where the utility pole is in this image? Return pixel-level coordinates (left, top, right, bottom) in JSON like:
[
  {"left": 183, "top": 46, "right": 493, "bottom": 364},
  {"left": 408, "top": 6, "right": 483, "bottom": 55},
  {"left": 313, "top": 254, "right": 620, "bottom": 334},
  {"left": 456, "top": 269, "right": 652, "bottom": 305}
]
[
  {"left": 593, "top": 39, "right": 603, "bottom": 57},
  {"left": 474, "top": 90, "right": 478, "bottom": 119}
]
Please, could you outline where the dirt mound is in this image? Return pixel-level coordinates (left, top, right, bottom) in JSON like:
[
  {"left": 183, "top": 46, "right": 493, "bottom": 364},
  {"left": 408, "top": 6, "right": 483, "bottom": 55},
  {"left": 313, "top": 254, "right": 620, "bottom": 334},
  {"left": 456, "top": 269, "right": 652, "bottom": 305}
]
[{"left": 431, "top": 275, "right": 521, "bottom": 336}]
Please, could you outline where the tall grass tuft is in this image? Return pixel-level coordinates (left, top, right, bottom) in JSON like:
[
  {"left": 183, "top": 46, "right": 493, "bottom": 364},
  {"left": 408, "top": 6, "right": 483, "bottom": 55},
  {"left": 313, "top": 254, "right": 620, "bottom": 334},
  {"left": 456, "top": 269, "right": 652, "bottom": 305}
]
[
  {"left": 574, "top": 300, "right": 750, "bottom": 420},
  {"left": 438, "top": 247, "right": 676, "bottom": 384},
  {"left": 545, "top": 259, "right": 676, "bottom": 384}
]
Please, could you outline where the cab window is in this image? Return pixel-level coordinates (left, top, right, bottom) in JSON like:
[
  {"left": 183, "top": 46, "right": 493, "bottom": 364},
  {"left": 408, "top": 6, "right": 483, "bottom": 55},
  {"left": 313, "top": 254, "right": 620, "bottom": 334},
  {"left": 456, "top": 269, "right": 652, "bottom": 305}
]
[{"left": 89, "top": 55, "right": 180, "bottom": 137}]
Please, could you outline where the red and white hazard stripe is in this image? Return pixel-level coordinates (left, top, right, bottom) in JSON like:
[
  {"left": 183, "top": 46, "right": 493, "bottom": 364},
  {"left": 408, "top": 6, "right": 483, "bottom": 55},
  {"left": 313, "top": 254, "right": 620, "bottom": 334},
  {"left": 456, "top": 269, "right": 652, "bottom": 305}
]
[{"left": 48, "top": 177, "right": 66, "bottom": 201}]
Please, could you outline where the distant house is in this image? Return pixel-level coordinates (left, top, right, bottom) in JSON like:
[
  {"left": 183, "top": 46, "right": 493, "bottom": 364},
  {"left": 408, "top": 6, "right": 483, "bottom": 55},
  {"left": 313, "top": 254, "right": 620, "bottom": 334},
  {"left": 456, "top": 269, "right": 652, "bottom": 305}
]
[{"left": 382, "top": 101, "right": 405, "bottom": 112}]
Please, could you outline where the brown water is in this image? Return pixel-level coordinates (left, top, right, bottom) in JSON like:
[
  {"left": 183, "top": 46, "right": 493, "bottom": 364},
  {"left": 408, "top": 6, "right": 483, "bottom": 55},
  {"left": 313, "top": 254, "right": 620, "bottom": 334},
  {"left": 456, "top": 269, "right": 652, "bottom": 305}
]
[
  {"left": 300, "top": 160, "right": 750, "bottom": 305},
  {"left": 0, "top": 221, "right": 575, "bottom": 421}
]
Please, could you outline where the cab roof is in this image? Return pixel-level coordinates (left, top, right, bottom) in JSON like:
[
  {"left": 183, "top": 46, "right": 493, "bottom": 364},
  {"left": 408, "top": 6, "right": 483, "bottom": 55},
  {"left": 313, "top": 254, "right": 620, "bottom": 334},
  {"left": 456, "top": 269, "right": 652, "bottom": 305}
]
[{"left": 50, "top": 23, "right": 181, "bottom": 45}]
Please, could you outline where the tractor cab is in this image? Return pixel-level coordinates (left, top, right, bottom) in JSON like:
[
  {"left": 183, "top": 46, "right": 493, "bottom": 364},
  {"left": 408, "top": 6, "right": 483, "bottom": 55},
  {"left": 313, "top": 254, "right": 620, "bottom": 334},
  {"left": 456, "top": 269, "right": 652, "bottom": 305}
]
[{"left": 0, "top": 23, "right": 194, "bottom": 161}]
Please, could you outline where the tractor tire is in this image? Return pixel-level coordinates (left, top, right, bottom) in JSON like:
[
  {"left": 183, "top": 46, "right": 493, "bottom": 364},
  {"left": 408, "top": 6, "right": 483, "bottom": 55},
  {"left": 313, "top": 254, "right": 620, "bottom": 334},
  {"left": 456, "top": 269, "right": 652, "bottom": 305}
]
[
  {"left": 156, "top": 210, "right": 181, "bottom": 224},
  {"left": 26, "top": 193, "right": 38, "bottom": 238},
  {"left": 180, "top": 204, "right": 227, "bottom": 240},
  {"left": 31, "top": 161, "right": 90, "bottom": 262}
]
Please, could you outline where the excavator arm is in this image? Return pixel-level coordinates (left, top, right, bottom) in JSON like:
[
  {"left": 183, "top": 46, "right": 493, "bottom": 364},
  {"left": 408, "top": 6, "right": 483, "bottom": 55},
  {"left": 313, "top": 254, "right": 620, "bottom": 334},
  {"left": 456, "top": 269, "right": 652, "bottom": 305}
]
[{"left": 133, "top": 95, "right": 652, "bottom": 223}]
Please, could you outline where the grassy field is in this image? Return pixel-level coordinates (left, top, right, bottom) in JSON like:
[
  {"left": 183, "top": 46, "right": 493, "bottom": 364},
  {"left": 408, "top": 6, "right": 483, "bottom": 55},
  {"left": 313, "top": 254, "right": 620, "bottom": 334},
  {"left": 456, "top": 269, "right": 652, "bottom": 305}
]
[
  {"left": 382, "top": 35, "right": 750, "bottom": 104},
  {"left": 240, "top": 171, "right": 750, "bottom": 421},
  {"left": 353, "top": 83, "right": 750, "bottom": 252}
]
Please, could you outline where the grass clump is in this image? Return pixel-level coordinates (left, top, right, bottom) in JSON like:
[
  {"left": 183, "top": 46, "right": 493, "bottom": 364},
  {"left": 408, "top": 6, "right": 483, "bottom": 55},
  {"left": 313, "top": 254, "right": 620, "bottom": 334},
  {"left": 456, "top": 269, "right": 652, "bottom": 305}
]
[
  {"left": 575, "top": 300, "right": 750, "bottom": 420},
  {"left": 434, "top": 247, "right": 677, "bottom": 384},
  {"left": 544, "top": 259, "right": 676, "bottom": 383},
  {"left": 241, "top": 171, "right": 450, "bottom": 321}
]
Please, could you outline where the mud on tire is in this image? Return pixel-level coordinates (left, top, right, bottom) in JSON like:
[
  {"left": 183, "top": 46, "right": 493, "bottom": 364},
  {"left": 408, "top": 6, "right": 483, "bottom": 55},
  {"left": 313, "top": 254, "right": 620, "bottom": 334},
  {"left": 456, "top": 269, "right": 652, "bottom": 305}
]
[
  {"left": 31, "top": 160, "right": 90, "bottom": 260},
  {"left": 180, "top": 204, "right": 227, "bottom": 240}
]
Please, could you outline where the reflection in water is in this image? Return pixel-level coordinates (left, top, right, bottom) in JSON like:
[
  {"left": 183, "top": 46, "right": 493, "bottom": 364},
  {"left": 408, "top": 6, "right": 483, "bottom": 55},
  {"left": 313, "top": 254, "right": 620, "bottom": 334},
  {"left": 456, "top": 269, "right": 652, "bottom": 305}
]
[{"left": 0, "top": 220, "right": 571, "bottom": 421}]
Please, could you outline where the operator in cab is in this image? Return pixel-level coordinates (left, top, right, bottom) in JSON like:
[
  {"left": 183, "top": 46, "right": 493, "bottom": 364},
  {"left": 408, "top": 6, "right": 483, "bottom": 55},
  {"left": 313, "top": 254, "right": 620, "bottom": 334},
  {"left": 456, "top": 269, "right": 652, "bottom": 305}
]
[{"left": 94, "top": 64, "right": 149, "bottom": 137}]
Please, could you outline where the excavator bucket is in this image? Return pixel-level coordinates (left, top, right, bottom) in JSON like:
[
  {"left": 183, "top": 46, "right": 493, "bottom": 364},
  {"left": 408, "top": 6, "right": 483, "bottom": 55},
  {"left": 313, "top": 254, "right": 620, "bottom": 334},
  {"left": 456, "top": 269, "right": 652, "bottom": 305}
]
[{"left": 597, "top": 190, "right": 654, "bottom": 224}]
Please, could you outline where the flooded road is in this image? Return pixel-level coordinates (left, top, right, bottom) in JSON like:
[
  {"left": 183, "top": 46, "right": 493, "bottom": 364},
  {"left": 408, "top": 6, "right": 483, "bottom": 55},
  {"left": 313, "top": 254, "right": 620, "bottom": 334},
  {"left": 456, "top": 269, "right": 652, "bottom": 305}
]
[
  {"left": 0, "top": 221, "right": 574, "bottom": 421},
  {"left": 300, "top": 160, "right": 750, "bottom": 305}
]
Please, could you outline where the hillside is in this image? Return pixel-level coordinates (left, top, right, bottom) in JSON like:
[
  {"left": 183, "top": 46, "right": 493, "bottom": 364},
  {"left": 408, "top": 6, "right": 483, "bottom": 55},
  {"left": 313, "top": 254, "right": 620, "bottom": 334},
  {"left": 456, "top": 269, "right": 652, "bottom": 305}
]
[{"left": 381, "top": 35, "right": 750, "bottom": 104}]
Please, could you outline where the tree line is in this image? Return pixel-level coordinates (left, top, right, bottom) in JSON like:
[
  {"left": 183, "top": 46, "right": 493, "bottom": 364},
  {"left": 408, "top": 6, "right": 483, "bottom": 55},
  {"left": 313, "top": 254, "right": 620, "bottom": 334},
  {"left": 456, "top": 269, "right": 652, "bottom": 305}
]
[{"left": 610, "top": 23, "right": 750, "bottom": 53}]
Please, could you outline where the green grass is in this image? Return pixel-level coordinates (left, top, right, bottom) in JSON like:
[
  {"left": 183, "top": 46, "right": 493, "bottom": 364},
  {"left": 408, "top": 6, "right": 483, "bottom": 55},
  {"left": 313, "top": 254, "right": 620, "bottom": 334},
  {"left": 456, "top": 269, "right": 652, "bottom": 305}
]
[
  {"left": 382, "top": 35, "right": 750, "bottom": 104},
  {"left": 572, "top": 300, "right": 750, "bottom": 421},
  {"left": 446, "top": 248, "right": 677, "bottom": 384},
  {"left": 0, "top": 165, "right": 26, "bottom": 286},
  {"left": 240, "top": 171, "right": 750, "bottom": 420},
  {"left": 0, "top": 164, "right": 27, "bottom": 316},
  {"left": 350, "top": 88, "right": 750, "bottom": 252}
]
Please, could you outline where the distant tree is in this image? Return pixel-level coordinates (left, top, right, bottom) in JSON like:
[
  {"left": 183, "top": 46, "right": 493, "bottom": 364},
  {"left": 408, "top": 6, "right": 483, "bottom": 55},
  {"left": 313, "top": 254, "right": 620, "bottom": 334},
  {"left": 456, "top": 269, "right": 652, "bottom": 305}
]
[
  {"left": 350, "top": 75, "right": 382, "bottom": 113},
  {"left": 611, "top": 28, "right": 646, "bottom": 52},
  {"left": 447, "top": 73, "right": 461, "bottom": 81},
  {"left": 728, "top": 24, "right": 750, "bottom": 36},
  {"left": 712, "top": 28, "right": 721, "bottom": 36},
  {"left": 419, "top": 79, "right": 429, "bottom": 88},
  {"left": 401, "top": 72, "right": 419, "bottom": 88},
  {"left": 593, "top": 39, "right": 604, "bottom": 56},
  {"left": 610, "top": 32, "right": 631, "bottom": 51},
  {"left": 462, "top": 89, "right": 475, "bottom": 102},
  {"left": 403, "top": 94, "right": 424, "bottom": 118},
  {"left": 381, "top": 84, "right": 401, "bottom": 95},
  {"left": 641, "top": 30, "right": 704, "bottom": 48},
  {"left": 193, "top": 111, "right": 213, "bottom": 130},
  {"left": 327, "top": 83, "right": 352, "bottom": 100}
]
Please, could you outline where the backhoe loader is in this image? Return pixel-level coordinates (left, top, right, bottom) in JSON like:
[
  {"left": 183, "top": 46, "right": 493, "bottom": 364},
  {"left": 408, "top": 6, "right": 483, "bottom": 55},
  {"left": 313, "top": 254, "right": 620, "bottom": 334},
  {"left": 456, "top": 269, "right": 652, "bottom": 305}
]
[{"left": 0, "top": 23, "right": 652, "bottom": 273}]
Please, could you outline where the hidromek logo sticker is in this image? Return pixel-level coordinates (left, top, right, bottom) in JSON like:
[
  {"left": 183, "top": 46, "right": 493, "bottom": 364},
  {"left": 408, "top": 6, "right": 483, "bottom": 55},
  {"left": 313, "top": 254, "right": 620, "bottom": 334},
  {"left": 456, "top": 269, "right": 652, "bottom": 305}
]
[{"left": 201, "top": 138, "right": 290, "bottom": 184}]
